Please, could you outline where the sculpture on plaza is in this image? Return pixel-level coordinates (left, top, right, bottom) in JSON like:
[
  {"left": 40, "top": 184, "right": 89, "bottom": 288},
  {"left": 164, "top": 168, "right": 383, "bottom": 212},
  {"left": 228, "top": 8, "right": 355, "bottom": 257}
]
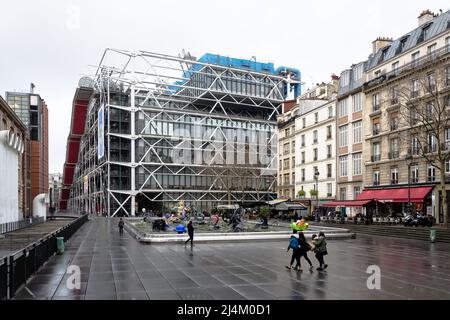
[{"left": 290, "top": 218, "right": 309, "bottom": 231}]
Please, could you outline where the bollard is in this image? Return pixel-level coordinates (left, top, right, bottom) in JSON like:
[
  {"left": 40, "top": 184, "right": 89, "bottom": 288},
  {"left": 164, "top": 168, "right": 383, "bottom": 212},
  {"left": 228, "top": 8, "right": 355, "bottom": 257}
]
[
  {"left": 56, "top": 237, "right": 65, "bottom": 254},
  {"left": 430, "top": 229, "right": 436, "bottom": 243}
]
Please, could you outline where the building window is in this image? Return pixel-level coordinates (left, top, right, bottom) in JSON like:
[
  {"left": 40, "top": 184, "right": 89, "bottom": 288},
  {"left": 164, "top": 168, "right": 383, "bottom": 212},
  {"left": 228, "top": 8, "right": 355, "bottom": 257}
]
[
  {"left": 353, "top": 121, "right": 362, "bottom": 144},
  {"left": 339, "top": 156, "right": 348, "bottom": 177},
  {"left": 372, "top": 93, "right": 380, "bottom": 111},
  {"left": 425, "top": 102, "right": 435, "bottom": 121},
  {"left": 279, "top": 160, "right": 282, "bottom": 169},
  {"left": 352, "top": 93, "right": 362, "bottom": 113},
  {"left": 353, "top": 64, "right": 363, "bottom": 81},
  {"left": 390, "top": 138, "right": 399, "bottom": 159},
  {"left": 313, "top": 148, "right": 318, "bottom": 161},
  {"left": 292, "top": 157, "right": 295, "bottom": 168},
  {"left": 338, "top": 98, "right": 348, "bottom": 117},
  {"left": 283, "top": 158, "right": 290, "bottom": 170},
  {"left": 301, "top": 151, "right": 305, "bottom": 164},
  {"left": 328, "top": 106, "right": 333, "bottom": 118},
  {"left": 446, "top": 66, "right": 450, "bottom": 86},
  {"left": 411, "top": 51, "right": 420, "bottom": 66},
  {"left": 301, "top": 169, "right": 305, "bottom": 181},
  {"left": 427, "top": 133, "right": 437, "bottom": 153},
  {"left": 446, "top": 161, "right": 450, "bottom": 174},
  {"left": 391, "top": 167, "right": 399, "bottom": 185},
  {"left": 411, "top": 79, "right": 419, "bottom": 98},
  {"left": 301, "top": 134, "right": 305, "bottom": 147},
  {"left": 427, "top": 43, "right": 437, "bottom": 57},
  {"left": 339, "top": 125, "right": 348, "bottom": 147},
  {"left": 411, "top": 136, "right": 419, "bottom": 155},
  {"left": 313, "top": 130, "right": 318, "bottom": 143},
  {"left": 327, "top": 163, "right": 332, "bottom": 178},
  {"left": 340, "top": 71, "right": 350, "bottom": 87},
  {"left": 445, "top": 128, "right": 450, "bottom": 150},
  {"left": 327, "top": 145, "right": 332, "bottom": 158},
  {"left": 327, "top": 183, "right": 332, "bottom": 197},
  {"left": 426, "top": 72, "right": 436, "bottom": 92},
  {"left": 372, "top": 142, "right": 381, "bottom": 162},
  {"left": 373, "top": 171, "right": 380, "bottom": 186},
  {"left": 392, "top": 61, "right": 399, "bottom": 75},
  {"left": 292, "top": 172, "right": 295, "bottom": 183},
  {"left": 353, "top": 186, "right": 361, "bottom": 200},
  {"left": 339, "top": 187, "right": 347, "bottom": 200},
  {"left": 411, "top": 164, "right": 419, "bottom": 183},
  {"left": 353, "top": 153, "right": 362, "bottom": 175},
  {"left": 427, "top": 165, "right": 436, "bottom": 182},
  {"left": 285, "top": 128, "right": 290, "bottom": 137},
  {"left": 291, "top": 140, "right": 295, "bottom": 153},
  {"left": 326, "top": 125, "right": 332, "bottom": 139},
  {"left": 302, "top": 118, "right": 306, "bottom": 128},
  {"left": 372, "top": 118, "right": 381, "bottom": 135},
  {"left": 284, "top": 143, "right": 290, "bottom": 155},
  {"left": 314, "top": 112, "right": 318, "bottom": 124},
  {"left": 284, "top": 173, "right": 290, "bottom": 185},
  {"left": 390, "top": 113, "right": 398, "bottom": 131}
]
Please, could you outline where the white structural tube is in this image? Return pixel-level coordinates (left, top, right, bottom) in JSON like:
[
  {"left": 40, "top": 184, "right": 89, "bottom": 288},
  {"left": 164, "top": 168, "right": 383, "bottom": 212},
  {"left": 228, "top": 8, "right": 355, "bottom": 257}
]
[
  {"left": 0, "top": 130, "right": 23, "bottom": 225},
  {"left": 33, "top": 194, "right": 48, "bottom": 222}
]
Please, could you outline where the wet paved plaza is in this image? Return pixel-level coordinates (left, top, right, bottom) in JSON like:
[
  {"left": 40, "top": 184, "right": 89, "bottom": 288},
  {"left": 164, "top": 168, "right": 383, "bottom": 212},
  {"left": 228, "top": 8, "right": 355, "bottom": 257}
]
[{"left": 13, "top": 217, "right": 450, "bottom": 300}]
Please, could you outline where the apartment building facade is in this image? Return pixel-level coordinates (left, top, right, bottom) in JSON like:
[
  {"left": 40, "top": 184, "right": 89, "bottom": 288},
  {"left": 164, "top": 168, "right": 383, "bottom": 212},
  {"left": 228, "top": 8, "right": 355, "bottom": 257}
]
[
  {"left": 336, "top": 62, "right": 366, "bottom": 214},
  {"left": 294, "top": 99, "right": 337, "bottom": 210},
  {"left": 362, "top": 10, "right": 450, "bottom": 220}
]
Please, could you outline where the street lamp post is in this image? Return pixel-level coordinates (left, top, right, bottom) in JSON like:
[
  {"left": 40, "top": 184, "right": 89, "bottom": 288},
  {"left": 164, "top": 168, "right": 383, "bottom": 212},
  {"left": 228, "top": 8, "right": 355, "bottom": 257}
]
[
  {"left": 314, "top": 169, "right": 320, "bottom": 216},
  {"left": 405, "top": 153, "right": 413, "bottom": 215}
]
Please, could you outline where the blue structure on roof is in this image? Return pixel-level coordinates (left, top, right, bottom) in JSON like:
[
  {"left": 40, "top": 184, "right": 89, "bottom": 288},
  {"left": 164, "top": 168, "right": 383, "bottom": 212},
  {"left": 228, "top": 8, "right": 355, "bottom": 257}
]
[{"left": 168, "top": 53, "right": 301, "bottom": 98}]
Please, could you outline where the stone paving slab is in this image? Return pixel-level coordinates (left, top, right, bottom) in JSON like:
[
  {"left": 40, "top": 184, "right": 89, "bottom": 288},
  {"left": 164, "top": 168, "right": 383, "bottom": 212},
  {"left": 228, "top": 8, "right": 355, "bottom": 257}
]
[{"left": 13, "top": 217, "right": 450, "bottom": 300}]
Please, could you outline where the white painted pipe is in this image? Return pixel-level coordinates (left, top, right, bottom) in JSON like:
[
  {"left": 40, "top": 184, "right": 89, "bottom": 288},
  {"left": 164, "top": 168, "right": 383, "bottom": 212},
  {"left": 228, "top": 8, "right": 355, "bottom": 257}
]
[{"left": 33, "top": 194, "right": 47, "bottom": 222}]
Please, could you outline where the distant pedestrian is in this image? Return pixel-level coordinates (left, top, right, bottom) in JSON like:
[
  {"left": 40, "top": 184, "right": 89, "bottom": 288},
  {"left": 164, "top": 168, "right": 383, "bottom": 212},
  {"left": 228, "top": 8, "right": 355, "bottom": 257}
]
[
  {"left": 286, "top": 230, "right": 301, "bottom": 271},
  {"left": 185, "top": 220, "right": 194, "bottom": 246},
  {"left": 118, "top": 218, "right": 125, "bottom": 236},
  {"left": 298, "top": 232, "right": 313, "bottom": 271},
  {"left": 312, "top": 232, "right": 328, "bottom": 271}
]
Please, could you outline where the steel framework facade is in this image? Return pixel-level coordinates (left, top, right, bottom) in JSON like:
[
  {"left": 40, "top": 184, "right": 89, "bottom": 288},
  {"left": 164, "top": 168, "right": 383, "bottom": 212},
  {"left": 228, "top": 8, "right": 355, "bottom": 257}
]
[{"left": 68, "top": 49, "right": 300, "bottom": 216}]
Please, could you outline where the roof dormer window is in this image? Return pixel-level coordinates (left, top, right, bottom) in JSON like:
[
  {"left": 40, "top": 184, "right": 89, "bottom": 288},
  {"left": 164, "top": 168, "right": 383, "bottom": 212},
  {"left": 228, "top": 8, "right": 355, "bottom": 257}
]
[{"left": 417, "top": 22, "right": 433, "bottom": 44}]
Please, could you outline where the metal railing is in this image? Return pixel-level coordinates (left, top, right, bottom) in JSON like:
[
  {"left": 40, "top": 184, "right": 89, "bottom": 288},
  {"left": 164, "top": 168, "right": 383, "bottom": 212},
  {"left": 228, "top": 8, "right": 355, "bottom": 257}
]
[
  {"left": 0, "top": 214, "right": 88, "bottom": 300},
  {"left": 0, "top": 217, "right": 45, "bottom": 235},
  {"left": 366, "top": 45, "right": 450, "bottom": 89}
]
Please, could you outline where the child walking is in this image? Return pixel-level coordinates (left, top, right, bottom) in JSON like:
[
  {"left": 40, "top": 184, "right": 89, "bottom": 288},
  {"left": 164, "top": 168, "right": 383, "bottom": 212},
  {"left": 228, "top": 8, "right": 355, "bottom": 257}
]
[{"left": 286, "top": 230, "right": 301, "bottom": 270}]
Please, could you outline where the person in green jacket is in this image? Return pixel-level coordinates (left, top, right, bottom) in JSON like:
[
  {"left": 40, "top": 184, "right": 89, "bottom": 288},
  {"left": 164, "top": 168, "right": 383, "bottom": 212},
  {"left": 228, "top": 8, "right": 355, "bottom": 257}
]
[{"left": 312, "top": 231, "right": 328, "bottom": 271}]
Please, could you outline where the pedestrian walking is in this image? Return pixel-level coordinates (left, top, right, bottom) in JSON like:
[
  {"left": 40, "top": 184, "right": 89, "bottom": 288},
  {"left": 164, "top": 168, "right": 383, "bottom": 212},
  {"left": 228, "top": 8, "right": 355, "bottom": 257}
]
[
  {"left": 118, "top": 218, "right": 125, "bottom": 236},
  {"left": 298, "top": 232, "right": 313, "bottom": 271},
  {"left": 185, "top": 220, "right": 194, "bottom": 246},
  {"left": 312, "top": 232, "right": 328, "bottom": 271},
  {"left": 286, "top": 230, "right": 301, "bottom": 271}
]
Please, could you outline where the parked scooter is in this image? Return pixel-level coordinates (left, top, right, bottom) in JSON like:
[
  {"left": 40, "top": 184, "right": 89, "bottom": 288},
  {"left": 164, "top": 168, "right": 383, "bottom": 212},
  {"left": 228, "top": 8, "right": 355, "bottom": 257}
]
[
  {"left": 416, "top": 213, "right": 434, "bottom": 227},
  {"left": 403, "top": 214, "right": 416, "bottom": 226}
]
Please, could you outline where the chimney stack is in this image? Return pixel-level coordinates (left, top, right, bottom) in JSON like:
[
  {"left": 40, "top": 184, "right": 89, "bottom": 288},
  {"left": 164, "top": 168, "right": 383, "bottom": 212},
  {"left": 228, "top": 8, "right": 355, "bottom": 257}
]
[
  {"left": 331, "top": 74, "right": 340, "bottom": 81},
  {"left": 372, "top": 37, "right": 393, "bottom": 55},
  {"left": 418, "top": 10, "right": 437, "bottom": 27}
]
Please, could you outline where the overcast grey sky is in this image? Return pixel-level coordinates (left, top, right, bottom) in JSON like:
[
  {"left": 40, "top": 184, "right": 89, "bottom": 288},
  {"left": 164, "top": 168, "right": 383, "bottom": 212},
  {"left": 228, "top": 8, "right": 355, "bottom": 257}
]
[{"left": 1, "top": 0, "right": 449, "bottom": 173}]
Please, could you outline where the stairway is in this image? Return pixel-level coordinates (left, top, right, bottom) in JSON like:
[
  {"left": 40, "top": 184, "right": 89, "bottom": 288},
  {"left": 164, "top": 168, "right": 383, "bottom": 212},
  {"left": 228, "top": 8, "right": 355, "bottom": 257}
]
[{"left": 314, "top": 223, "right": 450, "bottom": 243}]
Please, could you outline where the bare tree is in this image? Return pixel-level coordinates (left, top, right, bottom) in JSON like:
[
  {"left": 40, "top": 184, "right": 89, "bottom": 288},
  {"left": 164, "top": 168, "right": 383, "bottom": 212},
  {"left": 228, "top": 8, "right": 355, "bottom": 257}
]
[{"left": 394, "top": 64, "right": 450, "bottom": 226}]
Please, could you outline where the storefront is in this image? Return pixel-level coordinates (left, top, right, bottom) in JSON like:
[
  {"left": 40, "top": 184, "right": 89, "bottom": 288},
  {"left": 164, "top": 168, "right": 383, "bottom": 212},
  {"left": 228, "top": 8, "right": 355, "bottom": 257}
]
[
  {"left": 356, "top": 186, "right": 433, "bottom": 217},
  {"left": 322, "top": 200, "right": 373, "bottom": 218}
]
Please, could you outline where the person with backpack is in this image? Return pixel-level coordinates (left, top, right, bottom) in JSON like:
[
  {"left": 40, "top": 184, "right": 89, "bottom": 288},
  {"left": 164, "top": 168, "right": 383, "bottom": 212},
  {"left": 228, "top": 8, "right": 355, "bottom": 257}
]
[
  {"left": 312, "top": 232, "right": 328, "bottom": 271},
  {"left": 286, "top": 230, "right": 301, "bottom": 271},
  {"left": 298, "top": 232, "right": 314, "bottom": 271},
  {"left": 118, "top": 218, "right": 125, "bottom": 236}
]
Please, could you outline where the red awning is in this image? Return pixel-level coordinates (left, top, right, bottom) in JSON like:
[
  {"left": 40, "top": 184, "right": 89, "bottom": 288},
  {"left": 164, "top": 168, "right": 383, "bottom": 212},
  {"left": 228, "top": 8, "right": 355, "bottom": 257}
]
[
  {"left": 322, "top": 200, "right": 372, "bottom": 207},
  {"left": 356, "top": 186, "right": 432, "bottom": 203}
]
